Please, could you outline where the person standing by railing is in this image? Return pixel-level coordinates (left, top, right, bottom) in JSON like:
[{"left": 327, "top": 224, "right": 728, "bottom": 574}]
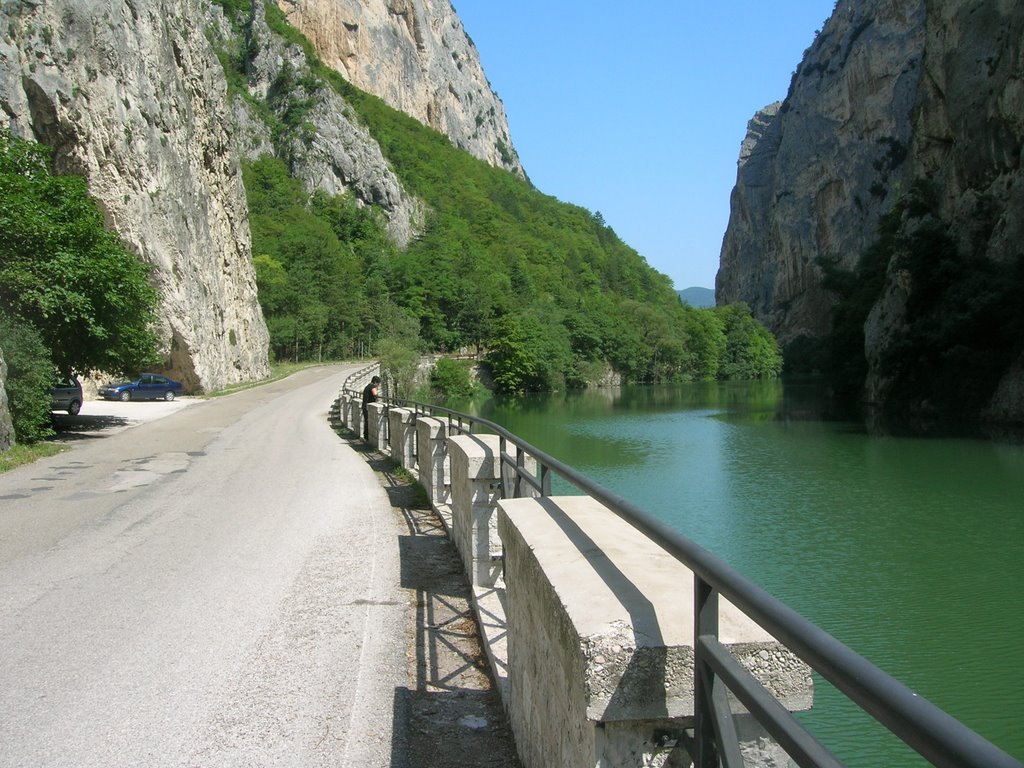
[{"left": 361, "top": 375, "right": 381, "bottom": 440}]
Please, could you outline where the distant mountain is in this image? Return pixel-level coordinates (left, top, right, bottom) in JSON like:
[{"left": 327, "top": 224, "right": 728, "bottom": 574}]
[{"left": 677, "top": 287, "right": 715, "bottom": 308}]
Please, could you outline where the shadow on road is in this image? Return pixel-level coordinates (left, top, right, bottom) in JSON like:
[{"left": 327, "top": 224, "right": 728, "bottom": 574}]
[
  {"left": 51, "top": 413, "right": 132, "bottom": 440},
  {"left": 392, "top": 502, "right": 520, "bottom": 768},
  {"left": 330, "top": 414, "right": 521, "bottom": 768}
]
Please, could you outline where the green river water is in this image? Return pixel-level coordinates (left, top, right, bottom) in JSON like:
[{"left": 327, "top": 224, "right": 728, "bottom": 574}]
[{"left": 468, "top": 380, "right": 1023, "bottom": 766}]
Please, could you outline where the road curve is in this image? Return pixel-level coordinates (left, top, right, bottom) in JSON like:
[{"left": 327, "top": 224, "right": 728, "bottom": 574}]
[{"left": 0, "top": 365, "right": 406, "bottom": 767}]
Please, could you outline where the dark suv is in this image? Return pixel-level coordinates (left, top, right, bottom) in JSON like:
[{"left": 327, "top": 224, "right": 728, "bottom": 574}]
[{"left": 51, "top": 376, "right": 83, "bottom": 415}]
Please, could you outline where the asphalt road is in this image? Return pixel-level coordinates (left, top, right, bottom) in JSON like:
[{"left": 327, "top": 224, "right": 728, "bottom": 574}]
[{"left": 0, "top": 365, "right": 407, "bottom": 767}]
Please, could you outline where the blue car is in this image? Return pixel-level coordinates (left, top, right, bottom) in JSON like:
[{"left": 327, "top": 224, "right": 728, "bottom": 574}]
[{"left": 99, "top": 373, "right": 183, "bottom": 402}]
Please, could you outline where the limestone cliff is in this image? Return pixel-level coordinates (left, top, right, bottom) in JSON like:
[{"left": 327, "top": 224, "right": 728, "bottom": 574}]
[
  {"left": 0, "top": 0, "right": 270, "bottom": 391},
  {"left": 218, "top": 3, "right": 425, "bottom": 247},
  {"left": 0, "top": 346, "right": 13, "bottom": 450},
  {"left": 719, "top": 0, "right": 927, "bottom": 341},
  {"left": 277, "top": 0, "right": 524, "bottom": 178},
  {"left": 719, "top": 0, "right": 1024, "bottom": 425}
]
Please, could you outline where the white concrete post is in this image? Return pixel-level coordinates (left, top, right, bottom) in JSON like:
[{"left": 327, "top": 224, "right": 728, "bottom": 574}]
[
  {"left": 388, "top": 407, "right": 416, "bottom": 469},
  {"left": 416, "top": 417, "right": 450, "bottom": 506},
  {"left": 367, "top": 401, "right": 386, "bottom": 449},
  {"left": 340, "top": 394, "right": 352, "bottom": 430},
  {"left": 350, "top": 394, "right": 362, "bottom": 436},
  {"left": 448, "top": 434, "right": 503, "bottom": 587}
]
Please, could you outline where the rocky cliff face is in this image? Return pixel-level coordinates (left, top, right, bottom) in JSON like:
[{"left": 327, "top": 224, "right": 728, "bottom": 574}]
[
  {"left": 887, "top": 0, "right": 1024, "bottom": 424},
  {"left": 719, "top": 0, "right": 1024, "bottom": 425},
  {"left": 277, "top": 0, "right": 524, "bottom": 178},
  {"left": 719, "top": 0, "right": 927, "bottom": 341},
  {"left": 0, "top": 0, "right": 270, "bottom": 391},
  {"left": 219, "top": 3, "right": 425, "bottom": 247},
  {"left": 0, "top": 347, "right": 13, "bottom": 450}
]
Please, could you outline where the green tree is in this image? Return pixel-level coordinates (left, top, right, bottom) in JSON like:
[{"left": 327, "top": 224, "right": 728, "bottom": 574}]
[
  {"left": 486, "top": 315, "right": 540, "bottom": 394},
  {"left": 375, "top": 301, "right": 423, "bottom": 398},
  {"left": 0, "top": 129, "right": 160, "bottom": 377},
  {"left": 485, "top": 313, "right": 573, "bottom": 393},
  {"left": 680, "top": 306, "right": 727, "bottom": 380},
  {"left": 714, "top": 303, "right": 783, "bottom": 379},
  {"left": 0, "top": 315, "right": 55, "bottom": 443},
  {"left": 430, "top": 357, "right": 475, "bottom": 399},
  {"left": 245, "top": 156, "right": 374, "bottom": 361}
]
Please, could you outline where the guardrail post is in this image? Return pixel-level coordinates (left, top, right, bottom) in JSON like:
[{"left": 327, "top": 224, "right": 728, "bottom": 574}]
[
  {"left": 448, "top": 434, "right": 503, "bottom": 587},
  {"left": 388, "top": 407, "right": 416, "bottom": 470},
  {"left": 416, "top": 417, "right": 450, "bottom": 506},
  {"left": 694, "top": 577, "right": 720, "bottom": 768},
  {"left": 500, "top": 441, "right": 539, "bottom": 500}
]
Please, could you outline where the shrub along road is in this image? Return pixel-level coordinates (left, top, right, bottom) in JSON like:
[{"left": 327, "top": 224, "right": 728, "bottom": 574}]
[{"left": 0, "top": 365, "right": 408, "bottom": 767}]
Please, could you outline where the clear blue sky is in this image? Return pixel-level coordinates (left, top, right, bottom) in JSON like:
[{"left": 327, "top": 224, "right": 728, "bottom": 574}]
[{"left": 452, "top": 1, "right": 837, "bottom": 291}]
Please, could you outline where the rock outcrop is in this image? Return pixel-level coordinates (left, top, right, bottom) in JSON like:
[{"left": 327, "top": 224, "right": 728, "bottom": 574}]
[
  {"left": 719, "top": 0, "right": 1024, "bottom": 425},
  {"left": 277, "top": 0, "right": 524, "bottom": 178},
  {"left": 0, "top": 0, "right": 270, "bottom": 392},
  {"left": 0, "top": 346, "right": 13, "bottom": 450},
  {"left": 221, "top": 3, "right": 425, "bottom": 246}
]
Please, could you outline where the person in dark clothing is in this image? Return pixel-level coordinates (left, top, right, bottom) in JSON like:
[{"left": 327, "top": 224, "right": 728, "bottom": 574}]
[{"left": 362, "top": 375, "right": 381, "bottom": 440}]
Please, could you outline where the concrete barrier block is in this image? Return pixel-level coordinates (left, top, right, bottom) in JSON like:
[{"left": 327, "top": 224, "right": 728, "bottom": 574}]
[
  {"left": 367, "top": 402, "right": 386, "bottom": 449},
  {"left": 497, "top": 495, "right": 813, "bottom": 768},
  {"left": 350, "top": 395, "right": 362, "bottom": 435}
]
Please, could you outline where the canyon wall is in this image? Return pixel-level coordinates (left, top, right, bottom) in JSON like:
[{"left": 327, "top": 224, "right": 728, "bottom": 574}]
[{"left": 719, "top": 0, "right": 1024, "bottom": 425}]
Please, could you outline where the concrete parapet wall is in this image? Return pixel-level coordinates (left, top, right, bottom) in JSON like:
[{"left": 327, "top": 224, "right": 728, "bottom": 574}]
[
  {"left": 497, "top": 495, "right": 812, "bottom": 768},
  {"left": 389, "top": 408, "right": 416, "bottom": 468},
  {"left": 416, "top": 417, "right": 450, "bottom": 505},
  {"left": 331, "top": 384, "right": 816, "bottom": 767},
  {"left": 448, "top": 434, "right": 503, "bottom": 587}
]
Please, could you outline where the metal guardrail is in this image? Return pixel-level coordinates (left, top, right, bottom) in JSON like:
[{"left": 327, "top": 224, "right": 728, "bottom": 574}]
[{"left": 338, "top": 371, "right": 1022, "bottom": 768}]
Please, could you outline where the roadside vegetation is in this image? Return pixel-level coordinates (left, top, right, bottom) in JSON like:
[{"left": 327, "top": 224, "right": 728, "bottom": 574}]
[
  {"left": 0, "top": 441, "right": 66, "bottom": 473},
  {"left": 0, "top": 129, "right": 161, "bottom": 445}
]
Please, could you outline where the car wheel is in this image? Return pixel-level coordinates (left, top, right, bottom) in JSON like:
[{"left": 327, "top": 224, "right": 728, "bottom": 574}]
[
  {"left": 68, "top": 400, "right": 81, "bottom": 416},
  {"left": 164, "top": 390, "right": 175, "bottom": 402},
  {"left": 119, "top": 391, "right": 131, "bottom": 402}
]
